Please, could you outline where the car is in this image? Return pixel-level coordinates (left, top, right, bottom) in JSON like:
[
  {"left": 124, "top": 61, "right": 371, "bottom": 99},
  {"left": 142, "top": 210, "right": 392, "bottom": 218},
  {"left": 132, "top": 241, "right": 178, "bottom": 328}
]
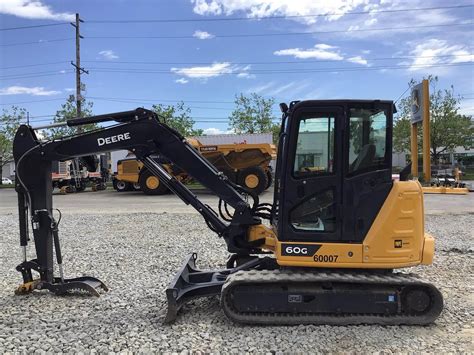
[{"left": 2, "top": 177, "right": 13, "bottom": 185}]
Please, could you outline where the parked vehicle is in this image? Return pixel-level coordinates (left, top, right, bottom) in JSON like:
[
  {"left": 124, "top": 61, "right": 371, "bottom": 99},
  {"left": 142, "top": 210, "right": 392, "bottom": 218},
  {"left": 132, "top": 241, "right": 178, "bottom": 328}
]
[
  {"left": 2, "top": 177, "right": 13, "bottom": 185},
  {"left": 113, "top": 138, "right": 276, "bottom": 195}
]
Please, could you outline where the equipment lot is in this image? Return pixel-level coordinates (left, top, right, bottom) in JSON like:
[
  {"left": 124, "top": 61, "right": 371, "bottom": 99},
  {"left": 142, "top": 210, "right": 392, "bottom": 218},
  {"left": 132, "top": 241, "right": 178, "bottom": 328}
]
[{"left": 1, "top": 188, "right": 473, "bottom": 352}]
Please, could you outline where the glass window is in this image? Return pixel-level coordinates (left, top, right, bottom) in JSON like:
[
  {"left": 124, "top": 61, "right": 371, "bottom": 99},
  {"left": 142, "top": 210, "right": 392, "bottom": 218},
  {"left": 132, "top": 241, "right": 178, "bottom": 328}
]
[
  {"left": 290, "top": 189, "right": 336, "bottom": 232},
  {"left": 293, "top": 116, "right": 335, "bottom": 177},
  {"left": 348, "top": 109, "right": 388, "bottom": 174}
]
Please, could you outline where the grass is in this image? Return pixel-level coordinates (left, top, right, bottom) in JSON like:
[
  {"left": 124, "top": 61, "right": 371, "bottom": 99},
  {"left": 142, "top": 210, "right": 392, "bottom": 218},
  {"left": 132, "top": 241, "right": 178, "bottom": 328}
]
[{"left": 0, "top": 184, "right": 14, "bottom": 189}]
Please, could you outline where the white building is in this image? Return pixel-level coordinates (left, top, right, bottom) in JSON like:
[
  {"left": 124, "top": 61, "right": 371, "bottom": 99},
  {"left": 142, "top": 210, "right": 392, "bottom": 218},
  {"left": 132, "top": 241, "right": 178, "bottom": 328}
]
[{"left": 2, "top": 161, "right": 15, "bottom": 180}]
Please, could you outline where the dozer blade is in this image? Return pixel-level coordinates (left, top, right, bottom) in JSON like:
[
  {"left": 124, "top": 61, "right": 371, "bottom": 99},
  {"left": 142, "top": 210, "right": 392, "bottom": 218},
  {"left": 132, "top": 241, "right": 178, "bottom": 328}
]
[
  {"left": 37, "top": 276, "right": 108, "bottom": 297},
  {"left": 164, "top": 253, "right": 227, "bottom": 323}
]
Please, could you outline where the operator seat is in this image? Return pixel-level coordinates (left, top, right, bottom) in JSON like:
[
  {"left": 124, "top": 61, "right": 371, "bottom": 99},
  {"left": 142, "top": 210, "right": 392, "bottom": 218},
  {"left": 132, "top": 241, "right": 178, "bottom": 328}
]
[{"left": 351, "top": 144, "right": 376, "bottom": 172}]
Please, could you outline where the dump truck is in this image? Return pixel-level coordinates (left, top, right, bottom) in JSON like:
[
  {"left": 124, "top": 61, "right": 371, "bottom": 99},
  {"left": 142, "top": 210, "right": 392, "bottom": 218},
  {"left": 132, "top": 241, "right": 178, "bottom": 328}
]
[{"left": 113, "top": 138, "right": 276, "bottom": 195}]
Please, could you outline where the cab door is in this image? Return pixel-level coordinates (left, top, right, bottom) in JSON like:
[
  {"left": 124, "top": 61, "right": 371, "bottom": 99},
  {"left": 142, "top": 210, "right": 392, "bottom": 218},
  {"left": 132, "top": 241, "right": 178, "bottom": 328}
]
[
  {"left": 341, "top": 103, "right": 393, "bottom": 242},
  {"left": 278, "top": 103, "right": 344, "bottom": 242}
]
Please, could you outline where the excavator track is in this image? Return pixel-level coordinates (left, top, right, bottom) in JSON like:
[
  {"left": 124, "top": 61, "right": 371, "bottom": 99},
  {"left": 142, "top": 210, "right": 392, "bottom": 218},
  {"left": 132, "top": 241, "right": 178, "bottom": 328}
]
[{"left": 221, "top": 269, "right": 443, "bottom": 325}]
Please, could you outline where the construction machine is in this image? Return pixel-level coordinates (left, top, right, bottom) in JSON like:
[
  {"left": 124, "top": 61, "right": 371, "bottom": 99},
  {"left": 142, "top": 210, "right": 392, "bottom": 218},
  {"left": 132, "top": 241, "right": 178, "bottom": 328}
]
[
  {"left": 113, "top": 140, "right": 275, "bottom": 195},
  {"left": 13, "top": 100, "right": 443, "bottom": 325}
]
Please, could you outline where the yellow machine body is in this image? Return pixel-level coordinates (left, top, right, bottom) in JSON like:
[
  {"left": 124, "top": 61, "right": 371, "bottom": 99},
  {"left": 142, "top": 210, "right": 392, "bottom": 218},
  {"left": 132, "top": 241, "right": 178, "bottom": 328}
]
[{"left": 249, "top": 180, "right": 434, "bottom": 269}]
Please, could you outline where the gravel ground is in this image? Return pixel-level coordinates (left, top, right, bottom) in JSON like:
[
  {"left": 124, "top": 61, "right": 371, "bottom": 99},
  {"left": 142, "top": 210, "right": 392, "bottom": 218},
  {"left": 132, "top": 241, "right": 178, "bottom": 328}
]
[{"left": 0, "top": 212, "right": 473, "bottom": 353}]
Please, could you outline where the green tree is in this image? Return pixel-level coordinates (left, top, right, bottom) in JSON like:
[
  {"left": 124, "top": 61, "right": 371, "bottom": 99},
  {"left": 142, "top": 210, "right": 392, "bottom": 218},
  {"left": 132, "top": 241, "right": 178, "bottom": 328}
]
[
  {"left": 152, "top": 101, "right": 203, "bottom": 136},
  {"left": 48, "top": 93, "right": 96, "bottom": 138},
  {"left": 229, "top": 93, "right": 278, "bottom": 139},
  {"left": 393, "top": 76, "right": 473, "bottom": 164},
  {"left": 0, "top": 106, "right": 26, "bottom": 178}
]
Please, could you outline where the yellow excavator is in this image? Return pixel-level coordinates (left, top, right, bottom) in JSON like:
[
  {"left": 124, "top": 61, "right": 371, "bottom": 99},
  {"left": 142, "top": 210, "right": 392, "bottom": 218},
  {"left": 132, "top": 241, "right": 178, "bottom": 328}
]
[{"left": 12, "top": 100, "right": 443, "bottom": 325}]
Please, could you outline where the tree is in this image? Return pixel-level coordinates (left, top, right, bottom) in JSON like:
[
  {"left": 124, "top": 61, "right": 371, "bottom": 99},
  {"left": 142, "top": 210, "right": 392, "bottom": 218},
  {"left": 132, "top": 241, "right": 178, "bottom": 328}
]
[
  {"left": 229, "top": 93, "right": 278, "bottom": 139},
  {"left": 48, "top": 93, "right": 96, "bottom": 138},
  {"left": 0, "top": 106, "right": 26, "bottom": 178},
  {"left": 152, "top": 101, "right": 203, "bottom": 136},
  {"left": 393, "top": 76, "right": 473, "bottom": 164}
]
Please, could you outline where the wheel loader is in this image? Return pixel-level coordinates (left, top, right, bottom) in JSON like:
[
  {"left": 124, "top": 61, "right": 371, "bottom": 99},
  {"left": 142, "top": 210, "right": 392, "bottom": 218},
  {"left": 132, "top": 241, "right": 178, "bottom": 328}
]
[{"left": 12, "top": 100, "right": 443, "bottom": 325}]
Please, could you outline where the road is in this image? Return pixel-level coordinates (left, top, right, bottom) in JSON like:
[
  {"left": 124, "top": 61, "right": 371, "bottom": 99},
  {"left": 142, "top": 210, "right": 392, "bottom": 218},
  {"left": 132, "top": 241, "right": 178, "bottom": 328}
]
[{"left": 0, "top": 187, "right": 472, "bottom": 215}]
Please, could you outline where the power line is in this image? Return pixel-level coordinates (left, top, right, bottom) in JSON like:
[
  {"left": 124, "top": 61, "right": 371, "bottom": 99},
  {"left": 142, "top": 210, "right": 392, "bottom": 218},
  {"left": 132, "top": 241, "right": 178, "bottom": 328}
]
[
  {"left": 86, "top": 4, "right": 474, "bottom": 23},
  {"left": 85, "top": 62, "right": 473, "bottom": 75},
  {"left": 2, "top": 54, "right": 471, "bottom": 71},
  {"left": 394, "top": 85, "right": 412, "bottom": 104},
  {"left": 0, "top": 61, "right": 69, "bottom": 70},
  {"left": 80, "top": 54, "right": 474, "bottom": 66},
  {"left": 0, "top": 38, "right": 74, "bottom": 47},
  {"left": 0, "top": 98, "right": 69, "bottom": 106},
  {"left": 88, "top": 96, "right": 235, "bottom": 104},
  {"left": 1, "top": 4, "right": 470, "bottom": 32},
  {"left": 0, "top": 22, "right": 69, "bottom": 31},
  {"left": 3, "top": 22, "right": 471, "bottom": 47},
  {"left": 0, "top": 70, "right": 74, "bottom": 80},
  {"left": 86, "top": 22, "right": 473, "bottom": 40}
]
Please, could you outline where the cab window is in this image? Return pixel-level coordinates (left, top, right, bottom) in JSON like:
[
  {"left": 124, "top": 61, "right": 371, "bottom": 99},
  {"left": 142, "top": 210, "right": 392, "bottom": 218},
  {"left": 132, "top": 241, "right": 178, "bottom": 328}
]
[
  {"left": 293, "top": 116, "right": 335, "bottom": 177},
  {"left": 348, "top": 109, "right": 388, "bottom": 174}
]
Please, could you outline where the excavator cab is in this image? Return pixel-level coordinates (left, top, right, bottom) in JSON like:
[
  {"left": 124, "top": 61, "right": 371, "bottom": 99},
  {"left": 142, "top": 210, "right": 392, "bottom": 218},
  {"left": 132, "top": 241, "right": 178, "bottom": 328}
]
[{"left": 276, "top": 100, "right": 393, "bottom": 244}]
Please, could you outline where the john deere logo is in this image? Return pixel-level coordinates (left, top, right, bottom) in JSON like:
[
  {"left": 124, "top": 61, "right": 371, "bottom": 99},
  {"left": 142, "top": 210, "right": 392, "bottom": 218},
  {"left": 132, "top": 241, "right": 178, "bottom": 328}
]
[{"left": 411, "top": 89, "right": 420, "bottom": 114}]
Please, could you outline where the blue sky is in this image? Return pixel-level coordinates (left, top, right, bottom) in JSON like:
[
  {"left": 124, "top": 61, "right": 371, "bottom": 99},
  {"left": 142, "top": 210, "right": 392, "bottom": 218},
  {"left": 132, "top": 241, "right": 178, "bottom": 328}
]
[{"left": 0, "top": 0, "right": 473, "bottom": 134}]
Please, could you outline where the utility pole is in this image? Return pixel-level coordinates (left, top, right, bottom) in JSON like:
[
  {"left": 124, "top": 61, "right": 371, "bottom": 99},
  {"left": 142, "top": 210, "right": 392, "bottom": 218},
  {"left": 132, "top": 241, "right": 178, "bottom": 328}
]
[{"left": 70, "top": 13, "right": 88, "bottom": 127}]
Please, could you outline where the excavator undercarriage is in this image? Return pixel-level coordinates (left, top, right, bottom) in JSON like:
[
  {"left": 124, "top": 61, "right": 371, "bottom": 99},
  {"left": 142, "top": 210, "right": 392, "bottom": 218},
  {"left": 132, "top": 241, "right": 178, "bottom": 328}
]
[{"left": 12, "top": 101, "right": 443, "bottom": 325}]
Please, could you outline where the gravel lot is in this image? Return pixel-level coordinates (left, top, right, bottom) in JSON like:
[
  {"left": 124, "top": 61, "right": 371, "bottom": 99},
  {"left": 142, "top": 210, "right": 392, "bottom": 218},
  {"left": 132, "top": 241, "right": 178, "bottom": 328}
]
[{"left": 1, "top": 210, "right": 473, "bottom": 353}]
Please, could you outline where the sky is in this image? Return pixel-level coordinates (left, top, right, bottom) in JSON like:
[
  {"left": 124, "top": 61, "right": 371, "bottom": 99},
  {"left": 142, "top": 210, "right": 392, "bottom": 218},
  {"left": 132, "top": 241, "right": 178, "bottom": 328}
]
[{"left": 0, "top": 0, "right": 473, "bottom": 135}]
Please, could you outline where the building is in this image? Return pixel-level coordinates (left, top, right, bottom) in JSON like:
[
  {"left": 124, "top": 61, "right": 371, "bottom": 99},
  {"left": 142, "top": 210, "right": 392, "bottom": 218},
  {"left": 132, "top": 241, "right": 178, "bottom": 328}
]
[{"left": 1, "top": 160, "right": 15, "bottom": 180}]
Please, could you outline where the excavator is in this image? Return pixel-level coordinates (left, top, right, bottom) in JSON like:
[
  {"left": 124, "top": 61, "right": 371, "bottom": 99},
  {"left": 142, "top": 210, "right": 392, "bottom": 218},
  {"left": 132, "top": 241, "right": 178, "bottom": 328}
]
[{"left": 12, "top": 100, "right": 443, "bottom": 325}]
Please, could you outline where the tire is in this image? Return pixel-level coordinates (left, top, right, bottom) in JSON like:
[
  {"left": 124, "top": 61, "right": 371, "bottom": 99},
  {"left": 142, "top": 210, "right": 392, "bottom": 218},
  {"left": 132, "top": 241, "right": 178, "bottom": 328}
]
[
  {"left": 265, "top": 169, "right": 273, "bottom": 190},
  {"left": 132, "top": 183, "right": 141, "bottom": 191},
  {"left": 75, "top": 180, "right": 87, "bottom": 192},
  {"left": 239, "top": 166, "right": 268, "bottom": 195},
  {"left": 115, "top": 180, "right": 131, "bottom": 192},
  {"left": 139, "top": 169, "right": 169, "bottom": 195}
]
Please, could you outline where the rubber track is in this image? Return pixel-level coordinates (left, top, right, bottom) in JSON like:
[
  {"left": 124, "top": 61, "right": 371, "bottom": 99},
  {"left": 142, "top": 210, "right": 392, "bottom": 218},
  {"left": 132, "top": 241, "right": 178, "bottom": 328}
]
[{"left": 221, "top": 269, "right": 443, "bottom": 325}]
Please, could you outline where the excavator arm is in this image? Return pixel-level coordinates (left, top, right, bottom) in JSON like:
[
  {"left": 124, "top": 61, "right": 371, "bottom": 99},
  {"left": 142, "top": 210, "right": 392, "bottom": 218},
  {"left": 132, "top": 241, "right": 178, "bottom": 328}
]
[{"left": 13, "top": 108, "right": 273, "bottom": 320}]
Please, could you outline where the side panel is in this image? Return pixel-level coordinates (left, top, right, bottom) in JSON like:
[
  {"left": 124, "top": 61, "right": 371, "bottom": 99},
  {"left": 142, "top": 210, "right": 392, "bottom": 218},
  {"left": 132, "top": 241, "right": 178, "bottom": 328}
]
[{"left": 275, "top": 181, "right": 430, "bottom": 269}]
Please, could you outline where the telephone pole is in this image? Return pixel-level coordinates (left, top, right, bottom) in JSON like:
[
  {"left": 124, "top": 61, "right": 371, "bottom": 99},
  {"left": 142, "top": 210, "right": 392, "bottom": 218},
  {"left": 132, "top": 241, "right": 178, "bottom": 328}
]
[{"left": 70, "top": 13, "right": 88, "bottom": 123}]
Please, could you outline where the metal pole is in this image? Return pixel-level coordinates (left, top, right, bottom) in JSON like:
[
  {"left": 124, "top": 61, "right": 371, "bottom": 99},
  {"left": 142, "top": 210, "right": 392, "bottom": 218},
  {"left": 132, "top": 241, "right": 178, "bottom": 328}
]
[
  {"left": 75, "top": 13, "right": 81, "bottom": 120},
  {"left": 411, "top": 123, "right": 418, "bottom": 178},
  {"left": 422, "top": 79, "right": 431, "bottom": 182}
]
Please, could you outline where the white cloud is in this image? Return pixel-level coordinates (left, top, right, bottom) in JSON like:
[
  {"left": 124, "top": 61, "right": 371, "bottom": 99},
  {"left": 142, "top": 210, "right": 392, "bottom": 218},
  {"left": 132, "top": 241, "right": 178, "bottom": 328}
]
[
  {"left": 203, "top": 127, "right": 235, "bottom": 135},
  {"left": 191, "top": 0, "right": 367, "bottom": 24},
  {"left": 364, "top": 18, "right": 377, "bottom": 26},
  {"left": 246, "top": 80, "right": 311, "bottom": 97},
  {"left": 65, "top": 87, "right": 75, "bottom": 92},
  {"left": 274, "top": 43, "right": 343, "bottom": 60},
  {"left": 175, "top": 78, "right": 189, "bottom": 84},
  {"left": 347, "top": 56, "right": 368, "bottom": 65},
  {"left": 193, "top": 30, "right": 215, "bottom": 39},
  {"left": 171, "top": 62, "right": 252, "bottom": 80},
  {"left": 406, "top": 39, "right": 474, "bottom": 71},
  {"left": 98, "top": 50, "right": 119, "bottom": 60},
  {"left": 0, "top": 0, "right": 74, "bottom": 21},
  {"left": 0, "top": 86, "right": 60, "bottom": 96}
]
